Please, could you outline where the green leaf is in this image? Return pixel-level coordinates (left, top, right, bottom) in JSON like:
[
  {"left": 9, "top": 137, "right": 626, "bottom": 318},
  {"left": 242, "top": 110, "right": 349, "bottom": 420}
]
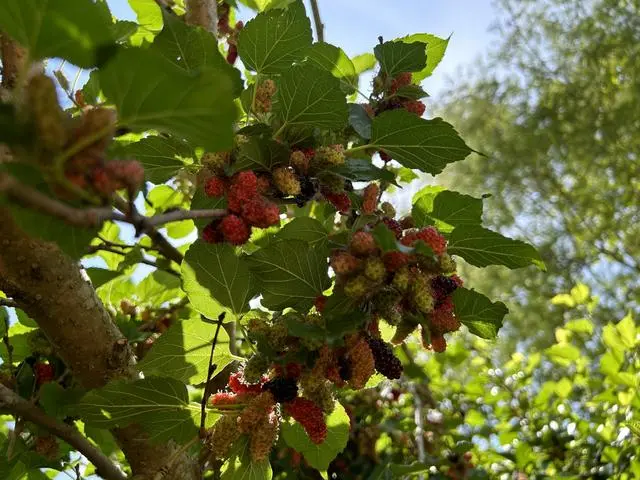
[
  {"left": 453, "top": 288, "right": 508, "bottom": 339},
  {"left": 231, "top": 136, "right": 289, "bottom": 173},
  {"left": 99, "top": 47, "right": 237, "bottom": 152},
  {"left": 564, "top": 318, "right": 594, "bottom": 335},
  {"left": 238, "top": 0, "right": 295, "bottom": 12},
  {"left": 276, "top": 65, "right": 348, "bottom": 131},
  {"left": 221, "top": 436, "right": 273, "bottom": 480},
  {"left": 626, "top": 421, "right": 640, "bottom": 438},
  {"left": 448, "top": 225, "right": 545, "bottom": 270},
  {"left": 394, "top": 84, "right": 429, "bottom": 100},
  {"left": 38, "top": 383, "right": 85, "bottom": 419},
  {"left": 111, "top": 135, "right": 193, "bottom": 184},
  {"left": 397, "top": 167, "right": 419, "bottom": 183},
  {"left": 305, "top": 42, "right": 357, "bottom": 91},
  {"left": 351, "top": 53, "right": 377, "bottom": 74},
  {"left": 400, "top": 34, "right": 450, "bottom": 81},
  {"left": 348, "top": 104, "right": 372, "bottom": 139},
  {"left": 76, "top": 377, "right": 200, "bottom": 444},
  {"left": 138, "top": 317, "right": 238, "bottom": 385},
  {"left": 247, "top": 240, "right": 330, "bottom": 311},
  {"left": 0, "top": 0, "right": 114, "bottom": 68},
  {"left": 616, "top": 312, "right": 636, "bottom": 348},
  {"left": 0, "top": 323, "right": 36, "bottom": 363},
  {"left": 545, "top": 344, "right": 581, "bottom": 365},
  {"left": 276, "top": 218, "right": 329, "bottom": 248},
  {"left": 85, "top": 268, "right": 121, "bottom": 289},
  {"left": 128, "top": 0, "right": 163, "bottom": 43},
  {"left": 332, "top": 158, "right": 397, "bottom": 185},
  {"left": 374, "top": 41, "right": 427, "bottom": 76},
  {"left": 282, "top": 401, "right": 349, "bottom": 471},
  {"left": 370, "top": 110, "right": 473, "bottom": 175},
  {"left": 372, "top": 223, "right": 398, "bottom": 252},
  {"left": 238, "top": 1, "right": 312, "bottom": 74},
  {"left": 412, "top": 187, "right": 483, "bottom": 232},
  {"left": 182, "top": 242, "right": 256, "bottom": 321},
  {"left": 151, "top": 11, "right": 243, "bottom": 95}
]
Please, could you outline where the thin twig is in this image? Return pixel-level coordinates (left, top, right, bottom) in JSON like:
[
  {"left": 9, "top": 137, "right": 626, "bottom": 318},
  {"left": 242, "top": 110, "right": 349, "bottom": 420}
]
[
  {"left": 309, "top": 0, "right": 325, "bottom": 42},
  {"left": 200, "top": 312, "right": 226, "bottom": 434},
  {"left": 113, "top": 195, "right": 185, "bottom": 265},
  {"left": 86, "top": 245, "right": 181, "bottom": 276},
  {"left": 145, "top": 208, "right": 226, "bottom": 227},
  {"left": 0, "top": 384, "right": 126, "bottom": 480}
]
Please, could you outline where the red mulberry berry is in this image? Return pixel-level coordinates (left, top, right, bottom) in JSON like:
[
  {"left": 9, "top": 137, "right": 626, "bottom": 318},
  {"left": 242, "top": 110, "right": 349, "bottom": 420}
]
[
  {"left": 233, "top": 171, "right": 258, "bottom": 198},
  {"left": 431, "top": 334, "right": 447, "bottom": 353},
  {"left": 379, "top": 151, "right": 392, "bottom": 162},
  {"left": 381, "top": 218, "right": 403, "bottom": 239},
  {"left": 323, "top": 191, "right": 351, "bottom": 213},
  {"left": 366, "top": 337, "right": 403, "bottom": 379},
  {"left": 284, "top": 398, "right": 327, "bottom": 444},
  {"left": 314, "top": 295, "right": 327, "bottom": 312},
  {"left": 210, "top": 392, "right": 240, "bottom": 407},
  {"left": 220, "top": 215, "right": 250, "bottom": 245},
  {"left": 242, "top": 197, "right": 280, "bottom": 228},
  {"left": 226, "top": 44, "right": 238, "bottom": 64},
  {"left": 451, "top": 274, "right": 464, "bottom": 287},
  {"left": 330, "top": 251, "right": 362, "bottom": 275},
  {"left": 286, "top": 363, "right": 303, "bottom": 379},
  {"left": 256, "top": 175, "right": 271, "bottom": 194},
  {"left": 350, "top": 231, "right": 377, "bottom": 256},
  {"left": 204, "top": 176, "right": 226, "bottom": 198},
  {"left": 202, "top": 222, "right": 222, "bottom": 244},
  {"left": 404, "top": 100, "right": 426, "bottom": 116},
  {"left": 34, "top": 363, "right": 55, "bottom": 386},
  {"left": 362, "top": 183, "right": 379, "bottom": 214},
  {"left": 383, "top": 251, "right": 410, "bottom": 272},
  {"left": 390, "top": 72, "right": 412, "bottom": 93},
  {"left": 228, "top": 371, "right": 263, "bottom": 394},
  {"left": 430, "top": 306, "right": 460, "bottom": 335}
]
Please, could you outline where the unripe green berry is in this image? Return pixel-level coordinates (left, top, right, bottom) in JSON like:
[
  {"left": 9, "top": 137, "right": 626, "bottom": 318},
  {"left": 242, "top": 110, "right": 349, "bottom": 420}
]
[
  {"left": 392, "top": 266, "right": 410, "bottom": 292},
  {"left": 364, "top": 257, "right": 386, "bottom": 282},
  {"left": 344, "top": 275, "right": 369, "bottom": 298}
]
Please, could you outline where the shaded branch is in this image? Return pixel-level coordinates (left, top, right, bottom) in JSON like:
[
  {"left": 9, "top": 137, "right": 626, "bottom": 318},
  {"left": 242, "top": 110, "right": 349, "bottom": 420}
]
[
  {"left": 0, "top": 384, "right": 126, "bottom": 480},
  {"left": 0, "top": 172, "right": 120, "bottom": 227},
  {"left": 309, "top": 0, "right": 325, "bottom": 42},
  {"left": 185, "top": 0, "right": 218, "bottom": 33},
  {"left": 0, "top": 298, "right": 18, "bottom": 308}
]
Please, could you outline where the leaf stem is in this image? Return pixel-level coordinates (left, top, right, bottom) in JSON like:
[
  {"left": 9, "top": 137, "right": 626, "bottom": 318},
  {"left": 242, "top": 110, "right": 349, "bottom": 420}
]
[{"left": 345, "top": 144, "right": 372, "bottom": 156}]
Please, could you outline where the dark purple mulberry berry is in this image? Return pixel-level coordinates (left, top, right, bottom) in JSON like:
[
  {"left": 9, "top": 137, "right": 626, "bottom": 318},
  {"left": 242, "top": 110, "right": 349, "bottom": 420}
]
[
  {"left": 366, "top": 337, "right": 403, "bottom": 379},
  {"left": 263, "top": 377, "right": 298, "bottom": 403}
]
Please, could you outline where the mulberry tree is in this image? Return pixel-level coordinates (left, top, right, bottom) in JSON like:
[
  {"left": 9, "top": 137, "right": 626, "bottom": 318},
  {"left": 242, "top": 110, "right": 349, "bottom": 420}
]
[{"left": 0, "top": 0, "right": 543, "bottom": 478}]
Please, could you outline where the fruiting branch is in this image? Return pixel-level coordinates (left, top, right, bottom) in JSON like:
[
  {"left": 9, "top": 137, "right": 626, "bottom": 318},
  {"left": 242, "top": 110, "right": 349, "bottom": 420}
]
[
  {"left": 0, "top": 384, "right": 126, "bottom": 480},
  {"left": 0, "top": 172, "right": 119, "bottom": 227}
]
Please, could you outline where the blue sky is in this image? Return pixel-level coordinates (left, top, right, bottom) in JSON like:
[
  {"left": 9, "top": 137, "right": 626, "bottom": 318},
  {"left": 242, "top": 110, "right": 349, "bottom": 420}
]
[{"left": 105, "top": 0, "right": 498, "bottom": 96}]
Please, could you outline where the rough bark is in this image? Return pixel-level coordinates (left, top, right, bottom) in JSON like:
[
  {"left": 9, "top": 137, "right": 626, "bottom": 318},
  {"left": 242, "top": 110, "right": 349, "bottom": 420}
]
[
  {"left": 185, "top": 0, "right": 218, "bottom": 34},
  {"left": 0, "top": 208, "right": 199, "bottom": 480},
  {"left": 0, "top": 34, "right": 26, "bottom": 90}
]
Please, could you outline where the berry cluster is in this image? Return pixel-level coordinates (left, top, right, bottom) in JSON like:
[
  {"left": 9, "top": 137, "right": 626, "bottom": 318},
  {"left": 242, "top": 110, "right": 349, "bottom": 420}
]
[
  {"left": 201, "top": 170, "right": 281, "bottom": 245},
  {"left": 331, "top": 222, "right": 463, "bottom": 353},
  {"left": 369, "top": 70, "right": 427, "bottom": 119},
  {"left": 26, "top": 74, "right": 145, "bottom": 200}
]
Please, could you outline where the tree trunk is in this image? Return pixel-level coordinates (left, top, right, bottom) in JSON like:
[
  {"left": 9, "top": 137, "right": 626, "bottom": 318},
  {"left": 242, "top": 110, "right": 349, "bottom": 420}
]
[{"left": 0, "top": 208, "right": 199, "bottom": 479}]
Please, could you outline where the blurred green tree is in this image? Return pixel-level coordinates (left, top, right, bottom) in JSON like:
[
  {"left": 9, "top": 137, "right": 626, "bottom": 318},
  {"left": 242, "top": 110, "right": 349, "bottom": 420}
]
[{"left": 437, "top": 0, "right": 640, "bottom": 347}]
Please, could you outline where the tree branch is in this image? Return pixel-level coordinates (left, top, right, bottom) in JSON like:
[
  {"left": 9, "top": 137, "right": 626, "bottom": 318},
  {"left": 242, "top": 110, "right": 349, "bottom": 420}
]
[
  {"left": 0, "top": 172, "right": 120, "bottom": 227},
  {"left": 1, "top": 33, "right": 27, "bottom": 90},
  {"left": 146, "top": 208, "right": 226, "bottom": 227},
  {"left": 185, "top": 0, "right": 218, "bottom": 33},
  {"left": 309, "top": 0, "right": 324, "bottom": 42},
  {"left": 0, "top": 384, "right": 126, "bottom": 480},
  {"left": 0, "top": 298, "right": 17, "bottom": 308}
]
